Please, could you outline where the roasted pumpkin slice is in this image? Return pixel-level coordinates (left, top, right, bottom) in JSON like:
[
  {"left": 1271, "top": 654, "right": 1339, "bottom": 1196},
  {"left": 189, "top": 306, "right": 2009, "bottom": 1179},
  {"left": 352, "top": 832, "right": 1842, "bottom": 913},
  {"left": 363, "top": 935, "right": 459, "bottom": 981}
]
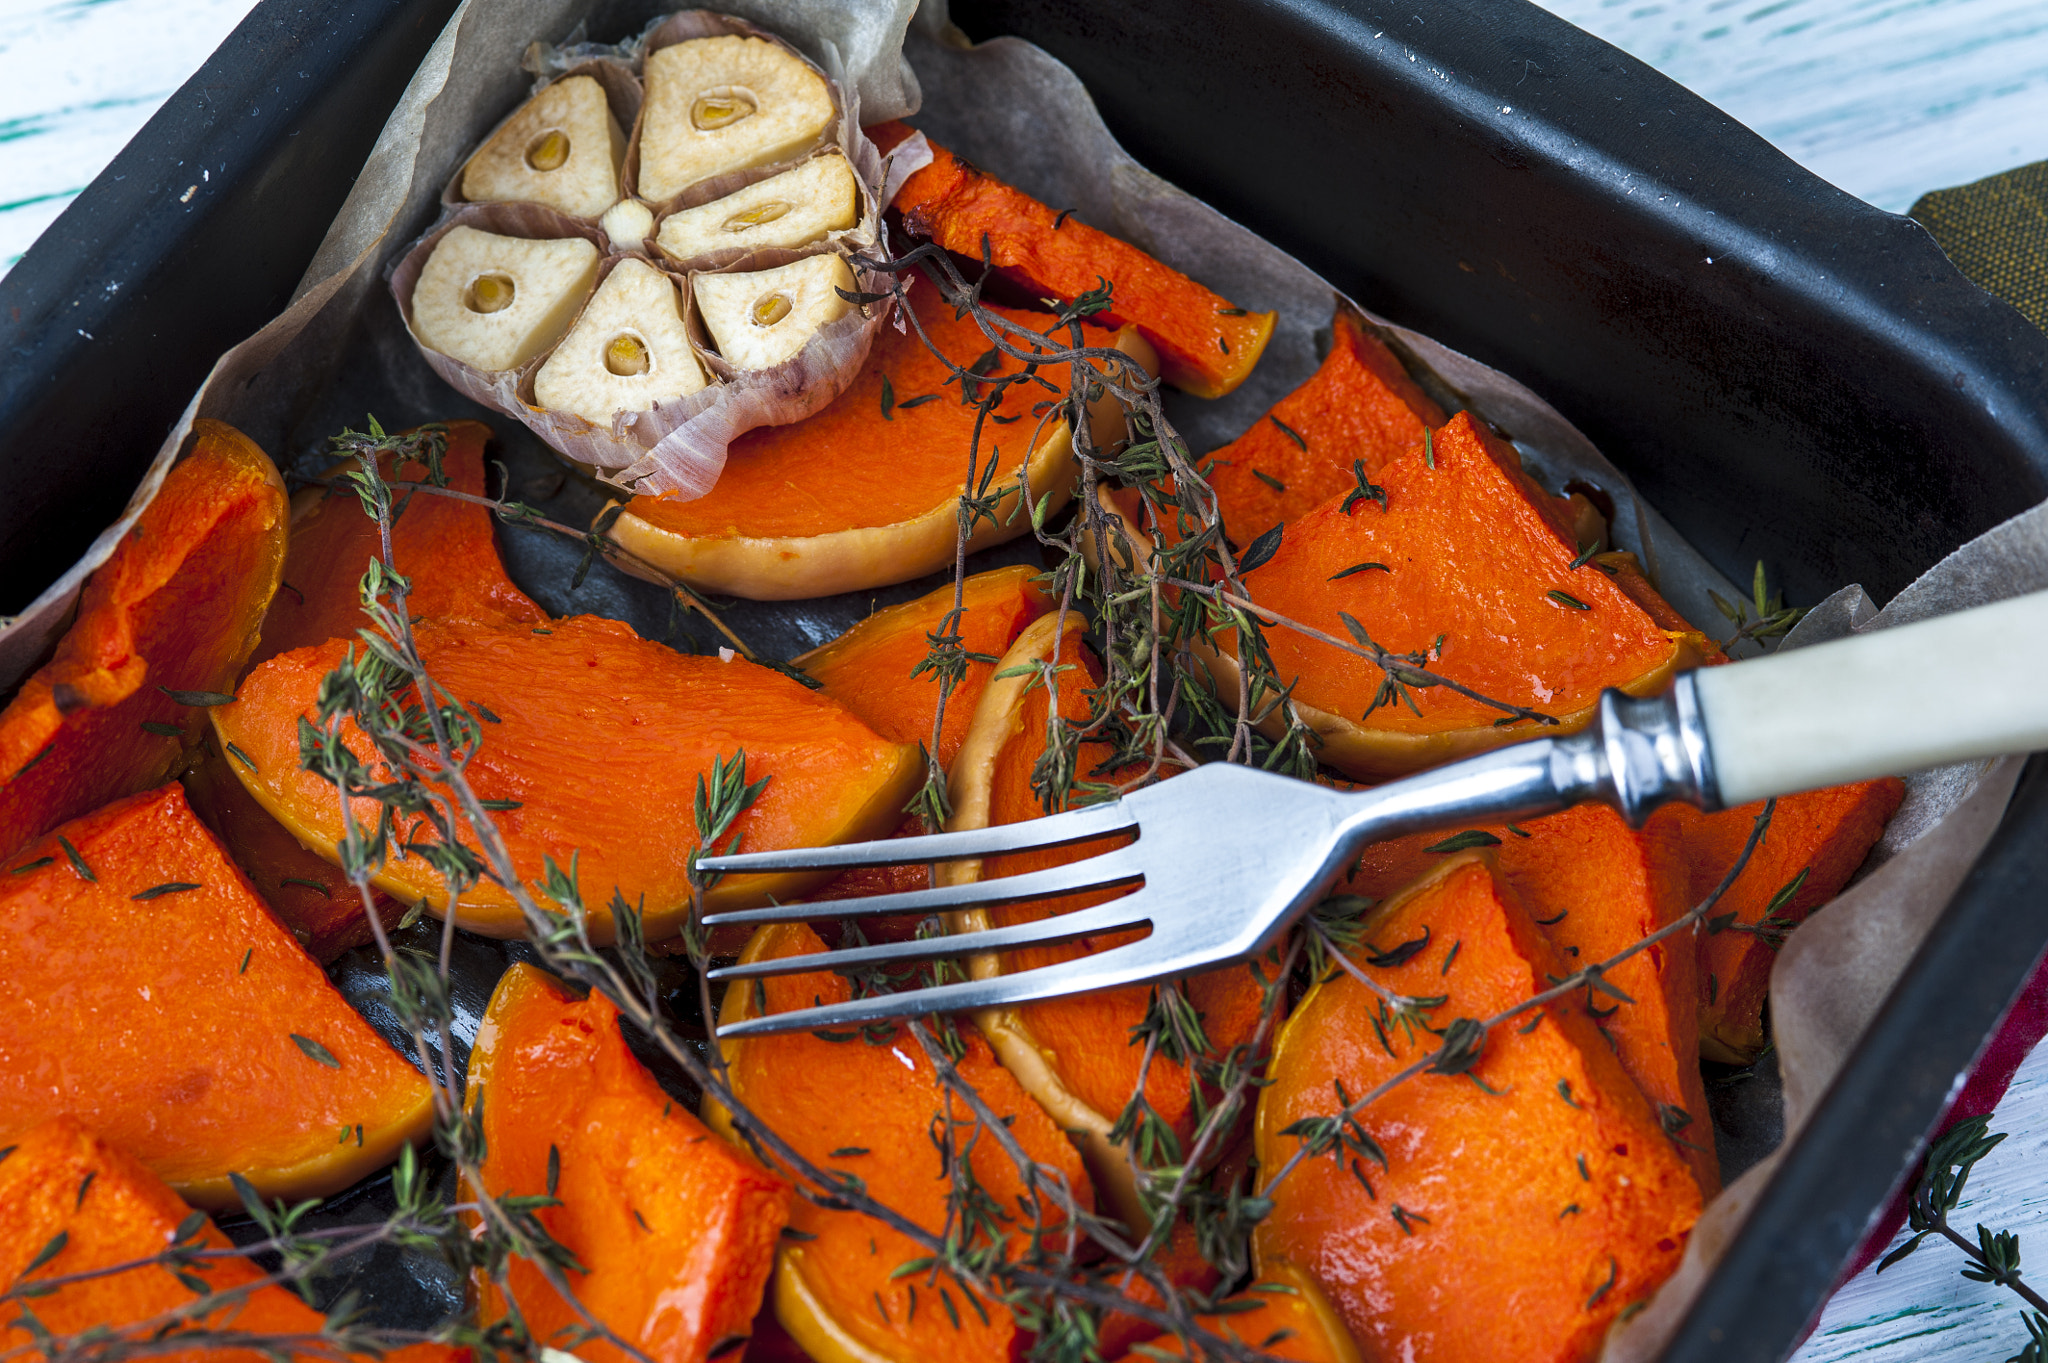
[
  {"left": 0, "top": 1117, "right": 463, "bottom": 1363},
  {"left": 0, "top": 420, "right": 285, "bottom": 860},
  {"left": 879, "top": 126, "right": 1274, "bottom": 399},
  {"left": 0, "top": 785, "right": 433, "bottom": 1209},
  {"left": 468, "top": 964, "right": 787, "bottom": 1363},
  {"left": 1649, "top": 778, "right": 1904, "bottom": 1063},
  {"left": 608, "top": 283, "right": 1154, "bottom": 600},
  {"left": 1344, "top": 805, "right": 1718, "bottom": 1194},
  {"left": 216, "top": 614, "right": 921, "bottom": 941},
  {"left": 182, "top": 735, "right": 404, "bottom": 964},
  {"left": 710, "top": 922, "right": 1095, "bottom": 1363},
  {"left": 797, "top": 565, "right": 1052, "bottom": 767},
  {"left": 946, "top": 612, "right": 1266, "bottom": 1229},
  {"left": 255, "top": 418, "right": 544, "bottom": 668},
  {"left": 1107, "top": 1261, "right": 1362, "bottom": 1363},
  {"left": 1255, "top": 855, "right": 1700, "bottom": 1363},
  {"left": 1206, "top": 411, "right": 1705, "bottom": 779},
  {"left": 1204, "top": 307, "right": 1444, "bottom": 539}
]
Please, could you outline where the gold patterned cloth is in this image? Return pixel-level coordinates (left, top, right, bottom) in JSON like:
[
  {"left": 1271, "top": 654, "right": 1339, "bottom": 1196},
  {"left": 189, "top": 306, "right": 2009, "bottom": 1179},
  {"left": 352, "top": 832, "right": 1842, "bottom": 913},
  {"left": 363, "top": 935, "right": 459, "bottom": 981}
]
[{"left": 1912, "top": 160, "right": 2048, "bottom": 332}]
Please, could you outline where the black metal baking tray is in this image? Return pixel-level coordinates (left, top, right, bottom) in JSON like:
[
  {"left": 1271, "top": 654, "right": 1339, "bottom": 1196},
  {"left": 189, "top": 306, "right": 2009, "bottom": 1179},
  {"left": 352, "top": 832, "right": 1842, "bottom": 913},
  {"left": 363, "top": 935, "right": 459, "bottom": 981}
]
[{"left": 4, "top": 0, "right": 2047, "bottom": 1359}]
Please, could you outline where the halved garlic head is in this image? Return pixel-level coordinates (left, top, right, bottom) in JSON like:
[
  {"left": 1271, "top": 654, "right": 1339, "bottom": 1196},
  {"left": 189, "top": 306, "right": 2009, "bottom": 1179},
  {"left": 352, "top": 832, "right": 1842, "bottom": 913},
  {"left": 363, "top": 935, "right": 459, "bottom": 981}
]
[
  {"left": 412, "top": 227, "right": 601, "bottom": 372},
  {"left": 461, "top": 75, "right": 626, "bottom": 218},
  {"left": 653, "top": 153, "right": 858, "bottom": 263},
  {"left": 534, "top": 258, "right": 709, "bottom": 423},
  {"left": 693, "top": 253, "right": 854, "bottom": 372},
  {"left": 638, "top": 36, "right": 834, "bottom": 203}
]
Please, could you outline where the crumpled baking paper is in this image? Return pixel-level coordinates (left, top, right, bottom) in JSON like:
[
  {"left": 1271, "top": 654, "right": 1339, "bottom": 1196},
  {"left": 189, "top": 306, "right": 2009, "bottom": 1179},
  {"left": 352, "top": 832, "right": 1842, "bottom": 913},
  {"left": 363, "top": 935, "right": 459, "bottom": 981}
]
[{"left": 0, "top": 0, "right": 2041, "bottom": 1354}]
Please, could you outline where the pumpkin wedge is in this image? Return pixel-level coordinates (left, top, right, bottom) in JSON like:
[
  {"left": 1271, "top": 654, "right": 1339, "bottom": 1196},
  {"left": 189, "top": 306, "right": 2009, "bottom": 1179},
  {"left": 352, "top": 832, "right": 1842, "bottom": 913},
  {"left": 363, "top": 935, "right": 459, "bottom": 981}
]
[
  {"left": 1203, "top": 411, "right": 1706, "bottom": 779},
  {"left": 1107, "top": 1261, "right": 1363, "bottom": 1363},
  {"left": 946, "top": 612, "right": 1266, "bottom": 1229},
  {"left": 878, "top": 125, "right": 1274, "bottom": 399},
  {"left": 215, "top": 615, "right": 921, "bottom": 941},
  {"left": 608, "top": 284, "right": 1155, "bottom": 600},
  {"left": 1343, "top": 806, "right": 1718, "bottom": 1194},
  {"left": 0, "top": 785, "right": 433, "bottom": 1209},
  {"left": 1255, "top": 855, "right": 1700, "bottom": 1363},
  {"left": 1649, "top": 778, "right": 1904, "bottom": 1063},
  {"left": 252, "top": 418, "right": 543, "bottom": 668},
  {"left": 1204, "top": 307, "right": 1445, "bottom": 539},
  {"left": 467, "top": 964, "right": 787, "bottom": 1363},
  {"left": 0, "top": 419, "right": 285, "bottom": 860},
  {"left": 0, "top": 1117, "right": 463, "bottom": 1363},
  {"left": 182, "top": 735, "right": 403, "bottom": 964},
  {"left": 710, "top": 921, "right": 1095, "bottom": 1363}
]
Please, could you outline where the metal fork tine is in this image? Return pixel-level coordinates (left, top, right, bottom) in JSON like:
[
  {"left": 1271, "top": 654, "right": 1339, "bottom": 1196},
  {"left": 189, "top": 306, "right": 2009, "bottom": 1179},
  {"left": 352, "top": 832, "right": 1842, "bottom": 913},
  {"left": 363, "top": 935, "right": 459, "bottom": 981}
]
[
  {"left": 706, "top": 896, "right": 1153, "bottom": 984},
  {"left": 714, "top": 938, "right": 1181, "bottom": 1038},
  {"left": 694, "top": 798, "right": 1136, "bottom": 875},
  {"left": 700, "top": 846, "right": 1143, "bottom": 927}
]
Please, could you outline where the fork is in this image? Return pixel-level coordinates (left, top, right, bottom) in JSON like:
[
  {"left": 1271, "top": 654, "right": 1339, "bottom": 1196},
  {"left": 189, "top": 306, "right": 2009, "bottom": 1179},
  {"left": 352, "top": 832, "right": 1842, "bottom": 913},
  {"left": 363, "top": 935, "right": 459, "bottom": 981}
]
[{"left": 700, "top": 588, "right": 2048, "bottom": 1037}]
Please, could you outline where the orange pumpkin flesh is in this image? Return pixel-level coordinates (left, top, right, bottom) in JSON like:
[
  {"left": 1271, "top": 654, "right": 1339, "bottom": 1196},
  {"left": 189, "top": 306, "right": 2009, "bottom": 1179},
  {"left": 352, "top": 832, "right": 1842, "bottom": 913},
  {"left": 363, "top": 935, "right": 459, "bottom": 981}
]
[
  {"left": 0, "top": 785, "right": 432, "bottom": 1209},
  {"left": 1107, "top": 1261, "right": 1363, "bottom": 1363},
  {"left": 1205, "top": 308, "right": 1445, "bottom": 540},
  {"left": 1255, "top": 856, "right": 1699, "bottom": 1363},
  {"left": 0, "top": 1117, "right": 462, "bottom": 1363},
  {"left": 253, "top": 418, "right": 543, "bottom": 669},
  {"left": 797, "top": 564, "right": 1052, "bottom": 768},
  {"left": 182, "top": 735, "right": 404, "bottom": 964},
  {"left": 946, "top": 613, "right": 1265, "bottom": 1229},
  {"left": 467, "top": 964, "right": 787, "bottom": 1363},
  {"left": 610, "top": 287, "right": 1153, "bottom": 600},
  {"left": 0, "top": 419, "right": 285, "bottom": 860},
  {"left": 1344, "top": 805, "right": 1718, "bottom": 1194},
  {"left": 214, "top": 615, "right": 922, "bottom": 942},
  {"left": 1220, "top": 411, "right": 1702, "bottom": 778},
  {"left": 883, "top": 127, "right": 1275, "bottom": 399},
  {"left": 1650, "top": 778, "right": 1904, "bottom": 1062},
  {"left": 712, "top": 921, "right": 1095, "bottom": 1363}
]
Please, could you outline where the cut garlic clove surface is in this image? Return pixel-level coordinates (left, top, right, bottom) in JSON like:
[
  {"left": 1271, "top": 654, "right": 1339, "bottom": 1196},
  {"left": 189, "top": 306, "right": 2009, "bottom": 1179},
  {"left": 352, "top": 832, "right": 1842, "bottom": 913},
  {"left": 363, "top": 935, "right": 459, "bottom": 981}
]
[
  {"left": 600, "top": 197, "right": 656, "bottom": 252},
  {"left": 653, "top": 153, "right": 859, "bottom": 263},
  {"left": 411, "top": 227, "right": 601, "bottom": 372},
  {"left": 461, "top": 76, "right": 626, "bottom": 219},
  {"left": 637, "top": 36, "right": 834, "bottom": 203},
  {"left": 535, "top": 258, "right": 710, "bottom": 424},
  {"left": 693, "top": 254, "right": 855, "bottom": 372}
]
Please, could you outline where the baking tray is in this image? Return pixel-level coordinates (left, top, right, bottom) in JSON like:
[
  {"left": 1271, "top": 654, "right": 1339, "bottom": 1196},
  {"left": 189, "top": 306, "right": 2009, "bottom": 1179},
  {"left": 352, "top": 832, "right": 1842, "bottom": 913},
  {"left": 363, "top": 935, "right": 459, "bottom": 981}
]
[{"left": 4, "top": 0, "right": 2047, "bottom": 1359}]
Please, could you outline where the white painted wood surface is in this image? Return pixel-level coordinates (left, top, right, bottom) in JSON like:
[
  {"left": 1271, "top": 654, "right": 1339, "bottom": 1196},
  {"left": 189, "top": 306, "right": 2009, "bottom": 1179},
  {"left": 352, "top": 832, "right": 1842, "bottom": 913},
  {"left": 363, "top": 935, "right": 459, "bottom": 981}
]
[{"left": 2, "top": 1, "right": 2045, "bottom": 1360}]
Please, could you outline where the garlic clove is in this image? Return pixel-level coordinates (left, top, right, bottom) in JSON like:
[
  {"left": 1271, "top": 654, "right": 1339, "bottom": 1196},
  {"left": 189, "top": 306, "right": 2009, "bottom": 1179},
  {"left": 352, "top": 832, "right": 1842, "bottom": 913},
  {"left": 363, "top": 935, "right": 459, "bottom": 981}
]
[
  {"left": 534, "top": 258, "right": 710, "bottom": 424},
  {"left": 411, "top": 227, "right": 601, "bottom": 372},
  {"left": 653, "top": 153, "right": 859, "bottom": 263},
  {"left": 692, "top": 253, "right": 855, "bottom": 373},
  {"left": 637, "top": 36, "right": 834, "bottom": 203},
  {"left": 461, "top": 75, "right": 626, "bottom": 219}
]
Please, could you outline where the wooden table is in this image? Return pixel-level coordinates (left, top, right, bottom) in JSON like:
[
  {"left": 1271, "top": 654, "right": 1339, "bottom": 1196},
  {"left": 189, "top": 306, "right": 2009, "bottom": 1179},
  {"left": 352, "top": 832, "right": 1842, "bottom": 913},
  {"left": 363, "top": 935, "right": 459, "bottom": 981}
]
[{"left": 3, "top": 1, "right": 2044, "bottom": 1358}]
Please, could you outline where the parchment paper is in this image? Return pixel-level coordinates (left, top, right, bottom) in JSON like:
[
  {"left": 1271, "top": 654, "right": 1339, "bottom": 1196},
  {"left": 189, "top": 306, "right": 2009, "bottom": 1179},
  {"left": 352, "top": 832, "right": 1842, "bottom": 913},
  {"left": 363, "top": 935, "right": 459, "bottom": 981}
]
[{"left": 1, "top": 0, "right": 2042, "bottom": 1353}]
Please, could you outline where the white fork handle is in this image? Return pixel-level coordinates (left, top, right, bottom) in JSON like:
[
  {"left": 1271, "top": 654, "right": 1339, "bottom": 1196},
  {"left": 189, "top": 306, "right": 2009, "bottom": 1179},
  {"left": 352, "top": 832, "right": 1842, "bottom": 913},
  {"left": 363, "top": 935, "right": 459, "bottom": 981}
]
[{"left": 1695, "top": 587, "right": 2048, "bottom": 805}]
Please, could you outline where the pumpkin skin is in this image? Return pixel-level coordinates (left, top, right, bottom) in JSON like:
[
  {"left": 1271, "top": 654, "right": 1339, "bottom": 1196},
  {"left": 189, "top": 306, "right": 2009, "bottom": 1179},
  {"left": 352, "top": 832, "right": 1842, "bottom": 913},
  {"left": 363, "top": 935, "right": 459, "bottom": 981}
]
[
  {"left": 1342, "top": 804, "right": 1719, "bottom": 1195},
  {"left": 466, "top": 964, "right": 787, "bottom": 1363},
  {"left": 0, "top": 785, "right": 433, "bottom": 1209},
  {"left": 709, "top": 921, "right": 1095, "bottom": 1363},
  {"left": 1648, "top": 778, "right": 1904, "bottom": 1063},
  {"left": 0, "top": 1116, "right": 464, "bottom": 1363},
  {"left": 608, "top": 288, "right": 1155, "bottom": 601},
  {"left": 1254, "top": 855, "right": 1701, "bottom": 1363},
  {"left": 215, "top": 614, "right": 923, "bottom": 942},
  {"left": 943, "top": 612, "right": 1266, "bottom": 1231},
  {"left": 0, "top": 419, "right": 285, "bottom": 861},
  {"left": 880, "top": 124, "right": 1274, "bottom": 399},
  {"left": 1106, "top": 1261, "right": 1364, "bottom": 1363},
  {"left": 1199, "top": 411, "right": 1705, "bottom": 779}
]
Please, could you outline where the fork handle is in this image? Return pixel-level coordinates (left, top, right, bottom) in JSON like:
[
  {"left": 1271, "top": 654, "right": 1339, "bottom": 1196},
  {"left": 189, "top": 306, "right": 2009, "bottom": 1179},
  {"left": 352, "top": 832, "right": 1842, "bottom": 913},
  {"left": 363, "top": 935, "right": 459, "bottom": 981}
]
[{"left": 1692, "top": 587, "right": 2048, "bottom": 805}]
